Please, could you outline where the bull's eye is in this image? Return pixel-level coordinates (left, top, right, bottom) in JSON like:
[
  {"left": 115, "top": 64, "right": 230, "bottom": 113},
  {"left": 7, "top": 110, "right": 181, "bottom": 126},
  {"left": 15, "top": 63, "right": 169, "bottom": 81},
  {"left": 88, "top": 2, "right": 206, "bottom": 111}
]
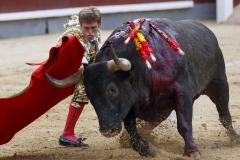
[{"left": 106, "top": 83, "right": 119, "bottom": 98}]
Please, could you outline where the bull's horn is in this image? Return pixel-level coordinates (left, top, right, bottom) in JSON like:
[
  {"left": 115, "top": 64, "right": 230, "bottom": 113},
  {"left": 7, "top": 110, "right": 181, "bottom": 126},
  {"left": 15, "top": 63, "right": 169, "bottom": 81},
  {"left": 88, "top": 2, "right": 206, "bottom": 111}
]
[
  {"left": 45, "top": 66, "right": 84, "bottom": 88},
  {"left": 107, "top": 45, "right": 131, "bottom": 72}
]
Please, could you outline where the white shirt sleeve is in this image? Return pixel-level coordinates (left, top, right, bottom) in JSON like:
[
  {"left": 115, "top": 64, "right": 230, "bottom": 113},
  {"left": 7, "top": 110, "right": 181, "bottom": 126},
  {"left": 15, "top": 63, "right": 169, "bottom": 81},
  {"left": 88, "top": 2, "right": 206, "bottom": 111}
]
[{"left": 82, "top": 56, "right": 89, "bottom": 65}]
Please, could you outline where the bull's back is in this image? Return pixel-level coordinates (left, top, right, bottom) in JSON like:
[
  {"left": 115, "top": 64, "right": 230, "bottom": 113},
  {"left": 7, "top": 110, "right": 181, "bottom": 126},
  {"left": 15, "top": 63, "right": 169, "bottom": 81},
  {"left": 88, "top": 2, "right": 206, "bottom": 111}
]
[{"left": 171, "top": 20, "right": 225, "bottom": 95}]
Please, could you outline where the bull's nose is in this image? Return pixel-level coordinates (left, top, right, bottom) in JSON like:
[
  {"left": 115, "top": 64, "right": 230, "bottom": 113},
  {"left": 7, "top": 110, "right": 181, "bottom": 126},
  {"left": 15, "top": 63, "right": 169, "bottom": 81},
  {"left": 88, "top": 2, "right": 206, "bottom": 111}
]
[{"left": 100, "top": 126, "right": 122, "bottom": 138}]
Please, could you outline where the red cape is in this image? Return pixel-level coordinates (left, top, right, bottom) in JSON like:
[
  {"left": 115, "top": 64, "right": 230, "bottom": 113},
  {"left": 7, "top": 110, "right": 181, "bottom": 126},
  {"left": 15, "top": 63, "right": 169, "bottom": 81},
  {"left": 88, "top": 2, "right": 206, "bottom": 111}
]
[{"left": 0, "top": 35, "right": 84, "bottom": 145}]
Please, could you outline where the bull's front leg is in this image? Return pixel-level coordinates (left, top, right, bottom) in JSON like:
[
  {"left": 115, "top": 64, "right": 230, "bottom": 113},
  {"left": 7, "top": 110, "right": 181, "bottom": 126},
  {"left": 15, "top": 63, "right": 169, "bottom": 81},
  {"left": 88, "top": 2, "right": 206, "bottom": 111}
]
[
  {"left": 124, "top": 110, "right": 156, "bottom": 157},
  {"left": 174, "top": 84, "right": 201, "bottom": 160}
]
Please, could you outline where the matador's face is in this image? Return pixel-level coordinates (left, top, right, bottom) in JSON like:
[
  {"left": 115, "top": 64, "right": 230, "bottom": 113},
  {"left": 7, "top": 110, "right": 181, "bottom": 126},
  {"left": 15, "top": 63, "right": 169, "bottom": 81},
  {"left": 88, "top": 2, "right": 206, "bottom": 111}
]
[{"left": 81, "top": 21, "right": 100, "bottom": 41}]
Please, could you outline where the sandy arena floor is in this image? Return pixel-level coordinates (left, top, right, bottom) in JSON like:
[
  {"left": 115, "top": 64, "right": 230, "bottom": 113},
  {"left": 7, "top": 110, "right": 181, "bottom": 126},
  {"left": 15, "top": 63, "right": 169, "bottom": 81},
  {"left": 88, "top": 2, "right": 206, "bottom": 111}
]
[{"left": 0, "top": 22, "right": 240, "bottom": 160}]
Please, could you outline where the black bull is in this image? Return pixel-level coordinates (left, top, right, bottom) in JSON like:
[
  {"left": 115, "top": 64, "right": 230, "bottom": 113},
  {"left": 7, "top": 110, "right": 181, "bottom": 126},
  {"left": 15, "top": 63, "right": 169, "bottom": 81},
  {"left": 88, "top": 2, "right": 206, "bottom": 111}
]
[{"left": 46, "top": 18, "right": 240, "bottom": 158}]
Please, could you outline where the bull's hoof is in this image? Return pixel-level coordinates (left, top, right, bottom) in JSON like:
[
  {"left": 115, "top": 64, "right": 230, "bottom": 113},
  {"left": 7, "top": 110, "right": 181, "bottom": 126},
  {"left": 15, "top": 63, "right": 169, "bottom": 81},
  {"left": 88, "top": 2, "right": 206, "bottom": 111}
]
[
  {"left": 184, "top": 151, "right": 201, "bottom": 160},
  {"left": 132, "top": 138, "right": 157, "bottom": 157},
  {"left": 190, "top": 151, "right": 201, "bottom": 160},
  {"left": 119, "top": 130, "right": 131, "bottom": 148},
  {"left": 229, "top": 133, "right": 240, "bottom": 145},
  {"left": 148, "top": 142, "right": 158, "bottom": 157}
]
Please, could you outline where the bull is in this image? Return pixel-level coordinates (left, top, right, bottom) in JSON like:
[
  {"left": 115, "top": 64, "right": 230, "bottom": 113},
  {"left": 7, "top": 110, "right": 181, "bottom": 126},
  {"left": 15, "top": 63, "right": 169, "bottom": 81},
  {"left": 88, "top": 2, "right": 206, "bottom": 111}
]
[{"left": 46, "top": 18, "right": 240, "bottom": 159}]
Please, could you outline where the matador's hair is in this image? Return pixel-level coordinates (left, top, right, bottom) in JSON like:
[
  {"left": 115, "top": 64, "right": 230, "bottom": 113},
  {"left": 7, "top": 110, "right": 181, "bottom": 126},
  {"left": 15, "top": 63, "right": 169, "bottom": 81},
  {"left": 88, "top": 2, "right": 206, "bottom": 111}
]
[{"left": 79, "top": 6, "right": 101, "bottom": 25}]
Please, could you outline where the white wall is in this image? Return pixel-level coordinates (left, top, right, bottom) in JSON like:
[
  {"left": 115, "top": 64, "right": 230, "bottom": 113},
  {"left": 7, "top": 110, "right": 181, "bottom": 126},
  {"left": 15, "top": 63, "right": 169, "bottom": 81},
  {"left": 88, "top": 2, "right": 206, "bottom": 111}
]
[
  {"left": 0, "top": 1, "right": 194, "bottom": 22},
  {"left": 217, "top": 0, "right": 234, "bottom": 22}
]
